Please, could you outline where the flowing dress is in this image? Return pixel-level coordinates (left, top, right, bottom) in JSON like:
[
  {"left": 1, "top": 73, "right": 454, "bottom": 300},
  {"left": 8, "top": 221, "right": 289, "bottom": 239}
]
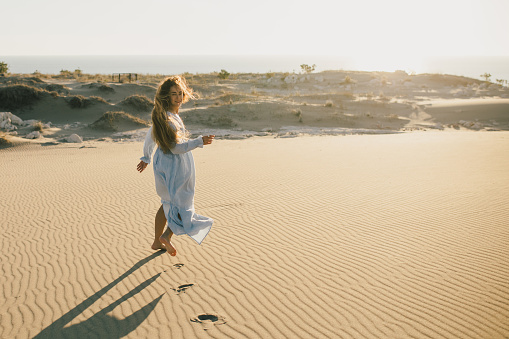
[{"left": 140, "top": 112, "right": 213, "bottom": 244}]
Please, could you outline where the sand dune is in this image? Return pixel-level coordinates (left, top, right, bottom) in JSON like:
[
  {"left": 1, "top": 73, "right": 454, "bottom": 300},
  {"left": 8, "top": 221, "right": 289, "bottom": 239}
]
[
  {"left": 2, "top": 71, "right": 509, "bottom": 147},
  {"left": 1, "top": 131, "right": 508, "bottom": 338}
]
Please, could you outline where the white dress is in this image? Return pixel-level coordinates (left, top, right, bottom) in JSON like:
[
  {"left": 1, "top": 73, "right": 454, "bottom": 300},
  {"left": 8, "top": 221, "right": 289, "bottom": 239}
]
[{"left": 140, "top": 112, "right": 213, "bottom": 245}]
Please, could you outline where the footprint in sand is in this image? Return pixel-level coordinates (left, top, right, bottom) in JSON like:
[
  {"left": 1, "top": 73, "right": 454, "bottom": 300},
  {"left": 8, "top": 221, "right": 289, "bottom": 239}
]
[
  {"left": 173, "top": 263, "right": 184, "bottom": 269},
  {"left": 173, "top": 283, "right": 194, "bottom": 294},
  {"left": 190, "top": 313, "right": 226, "bottom": 326}
]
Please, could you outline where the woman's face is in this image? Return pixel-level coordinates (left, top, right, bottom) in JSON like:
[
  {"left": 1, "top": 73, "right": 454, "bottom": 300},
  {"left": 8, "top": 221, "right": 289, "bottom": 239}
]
[{"left": 168, "top": 85, "right": 184, "bottom": 111}]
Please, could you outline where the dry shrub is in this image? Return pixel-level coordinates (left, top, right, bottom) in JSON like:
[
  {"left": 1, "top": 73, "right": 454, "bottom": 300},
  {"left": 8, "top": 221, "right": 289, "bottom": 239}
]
[
  {"left": 291, "top": 109, "right": 303, "bottom": 122},
  {"left": 33, "top": 121, "right": 44, "bottom": 132},
  {"left": 67, "top": 95, "right": 107, "bottom": 108},
  {"left": 67, "top": 95, "right": 91, "bottom": 108},
  {"left": 119, "top": 95, "right": 154, "bottom": 111},
  {"left": 90, "top": 96, "right": 108, "bottom": 104},
  {"left": 98, "top": 84, "right": 115, "bottom": 93},
  {"left": 89, "top": 111, "right": 149, "bottom": 131},
  {"left": 85, "top": 83, "right": 115, "bottom": 93},
  {"left": 0, "top": 134, "right": 12, "bottom": 149},
  {"left": 43, "top": 83, "right": 70, "bottom": 95},
  {"left": 0, "top": 84, "right": 46, "bottom": 110},
  {"left": 0, "top": 76, "right": 44, "bottom": 87}
]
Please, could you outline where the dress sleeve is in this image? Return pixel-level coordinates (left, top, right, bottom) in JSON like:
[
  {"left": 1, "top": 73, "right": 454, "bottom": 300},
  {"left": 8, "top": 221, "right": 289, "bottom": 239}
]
[
  {"left": 140, "top": 126, "right": 155, "bottom": 164},
  {"left": 169, "top": 136, "right": 204, "bottom": 154}
]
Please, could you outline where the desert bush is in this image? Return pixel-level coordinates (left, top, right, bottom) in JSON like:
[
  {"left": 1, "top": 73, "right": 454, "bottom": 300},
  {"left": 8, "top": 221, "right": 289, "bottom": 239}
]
[
  {"left": 118, "top": 95, "right": 153, "bottom": 111},
  {"left": 0, "top": 84, "right": 45, "bottom": 110},
  {"left": 89, "top": 111, "right": 149, "bottom": 131},
  {"left": 181, "top": 72, "right": 194, "bottom": 81},
  {"left": 90, "top": 96, "right": 109, "bottom": 104},
  {"left": 218, "top": 69, "right": 230, "bottom": 80},
  {"left": 98, "top": 84, "right": 115, "bottom": 93},
  {"left": 0, "top": 62, "right": 9, "bottom": 74},
  {"left": 496, "top": 79, "right": 506, "bottom": 86},
  {"left": 59, "top": 69, "right": 72, "bottom": 78},
  {"left": 0, "top": 134, "right": 12, "bottom": 148},
  {"left": 480, "top": 72, "right": 491, "bottom": 82},
  {"left": 342, "top": 76, "right": 354, "bottom": 84},
  {"left": 67, "top": 95, "right": 92, "bottom": 108},
  {"left": 291, "top": 109, "right": 303, "bottom": 122},
  {"left": 325, "top": 100, "right": 334, "bottom": 107},
  {"left": 300, "top": 64, "right": 316, "bottom": 74},
  {"left": 291, "top": 109, "right": 302, "bottom": 117},
  {"left": 44, "top": 83, "right": 70, "bottom": 95},
  {"left": 33, "top": 121, "right": 44, "bottom": 132}
]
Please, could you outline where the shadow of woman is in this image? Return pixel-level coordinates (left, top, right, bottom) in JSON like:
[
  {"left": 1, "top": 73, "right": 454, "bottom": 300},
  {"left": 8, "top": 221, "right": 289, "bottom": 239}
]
[{"left": 34, "top": 251, "right": 166, "bottom": 338}]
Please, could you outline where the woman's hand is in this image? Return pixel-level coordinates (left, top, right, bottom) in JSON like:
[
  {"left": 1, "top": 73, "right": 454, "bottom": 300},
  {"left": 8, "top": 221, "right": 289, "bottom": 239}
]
[
  {"left": 137, "top": 160, "right": 148, "bottom": 173},
  {"left": 202, "top": 135, "right": 215, "bottom": 145}
]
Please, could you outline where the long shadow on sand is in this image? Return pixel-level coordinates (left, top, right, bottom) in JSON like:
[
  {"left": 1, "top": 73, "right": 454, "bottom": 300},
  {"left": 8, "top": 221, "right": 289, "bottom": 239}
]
[{"left": 34, "top": 251, "right": 165, "bottom": 338}]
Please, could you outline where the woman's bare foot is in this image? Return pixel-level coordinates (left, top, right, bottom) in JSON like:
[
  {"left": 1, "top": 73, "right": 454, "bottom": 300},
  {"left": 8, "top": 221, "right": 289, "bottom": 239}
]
[
  {"left": 159, "top": 235, "right": 177, "bottom": 256},
  {"left": 151, "top": 240, "right": 166, "bottom": 251}
]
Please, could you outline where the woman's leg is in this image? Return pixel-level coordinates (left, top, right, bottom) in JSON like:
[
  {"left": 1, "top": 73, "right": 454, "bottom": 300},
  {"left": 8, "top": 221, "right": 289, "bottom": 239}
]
[
  {"left": 159, "top": 226, "right": 177, "bottom": 256},
  {"left": 151, "top": 205, "right": 166, "bottom": 250}
]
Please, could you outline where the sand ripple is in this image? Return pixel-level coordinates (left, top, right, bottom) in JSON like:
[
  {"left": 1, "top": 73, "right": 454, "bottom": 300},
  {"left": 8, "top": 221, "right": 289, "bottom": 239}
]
[{"left": 1, "top": 132, "right": 508, "bottom": 338}]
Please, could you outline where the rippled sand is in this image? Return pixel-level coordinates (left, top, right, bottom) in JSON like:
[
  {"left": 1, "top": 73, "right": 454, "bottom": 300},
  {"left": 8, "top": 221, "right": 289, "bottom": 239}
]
[{"left": 1, "top": 131, "right": 508, "bottom": 338}]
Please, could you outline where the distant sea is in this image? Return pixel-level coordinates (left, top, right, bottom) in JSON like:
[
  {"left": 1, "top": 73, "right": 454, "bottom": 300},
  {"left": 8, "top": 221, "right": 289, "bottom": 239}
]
[{"left": 1, "top": 55, "right": 508, "bottom": 83}]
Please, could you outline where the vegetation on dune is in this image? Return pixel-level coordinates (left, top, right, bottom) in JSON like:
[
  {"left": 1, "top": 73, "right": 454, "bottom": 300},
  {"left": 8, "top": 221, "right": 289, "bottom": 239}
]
[
  {"left": 32, "top": 121, "right": 44, "bottom": 132},
  {"left": 0, "top": 84, "right": 47, "bottom": 110},
  {"left": 341, "top": 75, "right": 355, "bottom": 85},
  {"left": 90, "top": 96, "right": 108, "bottom": 104},
  {"left": 43, "top": 83, "right": 70, "bottom": 95},
  {"left": 0, "top": 68, "right": 507, "bottom": 139},
  {"left": 0, "top": 71, "right": 311, "bottom": 89},
  {"left": 118, "top": 95, "right": 154, "bottom": 111},
  {"left": 67, "top": 95, "right": 92, "bottom": 108},
  {"left": 57, "top": 69, "right": 83, "bottom": 79},
  {"left": 0, "top": 76, "right": 71, "bottom": 96},
  {"left": 67, "top": 95, "right": 108, "bottom": 108},
  {"left": 291, "top": 109, "right": 303, "bottom": 123},
  {"left": 98, "top": 84, "right": 115, "bottom": 93},
  {"left": 481, "top": 73, "right": 491, "bottom": 82},
  {"left": 0, "top": 133, "right": 13, "bottom": 148},
  {"left": 300, "top": 64, "right": 316, "bottom": 74},
  {"left": 218, "top": 69, "right": 230, "bottom": 80},
  {"left": 89, "top": 111, "right": 149, "bottom": 131},
  {"left": 0, "top": 62, "right": 8, "bottom": 74}
]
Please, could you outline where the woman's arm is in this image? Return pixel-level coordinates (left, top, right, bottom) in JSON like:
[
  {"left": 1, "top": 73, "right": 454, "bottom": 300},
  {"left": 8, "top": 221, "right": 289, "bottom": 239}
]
[
  {"left": 139, "top": 126, "right": 155, "bottom": 164},
  {"left": 170, "top": 135, "right": 215, "bottom": 154},
  {"left": 170, "top": 135, "right": 204, "bottom": 154}
]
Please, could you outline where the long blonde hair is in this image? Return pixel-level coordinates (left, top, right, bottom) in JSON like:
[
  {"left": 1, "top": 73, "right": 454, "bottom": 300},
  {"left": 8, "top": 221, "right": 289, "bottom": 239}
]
[{"left": 151, "top": 76, "right": 195, "bottom": 153}]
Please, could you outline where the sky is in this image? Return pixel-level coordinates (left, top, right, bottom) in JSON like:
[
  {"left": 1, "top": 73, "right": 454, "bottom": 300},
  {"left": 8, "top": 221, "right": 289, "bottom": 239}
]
[{"left": 2, "top": 0, "right": 509, "bottom": 59}]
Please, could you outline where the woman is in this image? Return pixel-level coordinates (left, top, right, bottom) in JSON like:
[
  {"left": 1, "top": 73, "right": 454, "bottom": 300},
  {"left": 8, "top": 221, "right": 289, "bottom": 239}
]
[{"left": 137, "top": 75, "right": 214, "bottom": 256}]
